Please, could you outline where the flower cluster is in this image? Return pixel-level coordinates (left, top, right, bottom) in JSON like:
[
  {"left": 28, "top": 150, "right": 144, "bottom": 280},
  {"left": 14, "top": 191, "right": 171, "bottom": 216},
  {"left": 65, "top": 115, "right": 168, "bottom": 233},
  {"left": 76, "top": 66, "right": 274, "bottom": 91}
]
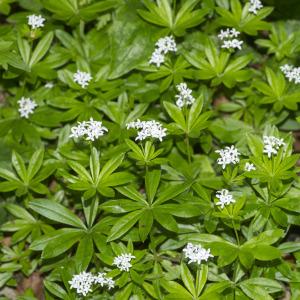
[
  {"left": 263, "top": 135, "right": 286, "bottom": 158},
  {"left": 70, "top": 118, "right": 108, "bottom": 141},
  {"left": 248, "top": 0, "right": 263, "bottom": 14},
  {"left": 27, "top": 14, "right": 45, "bottom": 29},
  {"left": 73, "top": 70, "right": 93, "bottom": 88},
  {"left": 18, "top": 97, "right": 37, "bottom": 118},
  {"left": 215, "top": 145, "right": 240, "bottom": 169},
  {"left": 126, "top": 119, "right": 167, "bottom": 142},
  {"left": 113, "top": 253, "right": 136, "bottom": 272},
  {"left": 93, "top": 272, "right": 115, "bottom": 290},
  {"left": 245, "top": 162, "right": 256, "bottom": 172},
  {"left": 149, "top": 36, "right": 177, "bottom": 67},
  {"left": 216, "top": 189, "right": 235, "bottom": 209},
  {"left": 175, "top": 83, "right": 195, "bottom": 109},
  {"left": 218, "top": 28, "right": 243, "bottom": 50},
  {"left": 69, "top": 271, "right": 114, "bottom": 296},
  {"left": 183, "top": 243, "right": 213, "bottom": 265},
  {"left": 280, "top": 64, "right": 300, "bottom": 84}
]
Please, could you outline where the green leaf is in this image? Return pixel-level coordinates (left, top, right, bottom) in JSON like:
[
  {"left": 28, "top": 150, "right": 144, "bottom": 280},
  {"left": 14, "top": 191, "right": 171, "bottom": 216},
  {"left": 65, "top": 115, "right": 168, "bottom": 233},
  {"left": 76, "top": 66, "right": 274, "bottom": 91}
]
[
  {"left": 107, "top": 210, "right": 142, "bottom": 241},
  {"left": 42, "top": 229, "right": 83, "bottom": 259},
  {"left": 29, "top": 32, "right": 54, "bottom": 67},
  {"left": 196, "top": 264, "right": 208, "bottom": 296},
  {"left": 12, "top": 151, "right": 27, "bottom": 182},
  {"left": 29, "top": 199, "right": 87, "bottom": 229},
  {"left": 75, "top": 235, "right": 94, "bottom": 271},
  {"left": 145, "top": 169, "right": 161, "bottom": 203},
  {"left": 180, "top": 263, "right": 196, "bottom": 296},
  {"left": 164, "top": 101, "right": 186, "bottom": 131},
  {"left": 27, "top": 148, "right": 44, "bottom": 181}
]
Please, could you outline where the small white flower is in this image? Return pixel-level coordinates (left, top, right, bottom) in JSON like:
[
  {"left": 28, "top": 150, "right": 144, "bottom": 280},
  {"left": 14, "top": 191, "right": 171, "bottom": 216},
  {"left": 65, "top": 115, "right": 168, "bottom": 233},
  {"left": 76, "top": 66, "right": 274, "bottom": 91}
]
[
  {"left": 69, "top": 272, "right": 94, "bottom": 297},
  {"left": 183, "top": 243, "right": 213, "bottom": 265},
  {"left": 263, "top": 135, "right": 285, "bottom": 158},
  {"left": 221, "top": 39, "right": 243, "bottom": 50},
  {"left": 93, "top": 272, "right": 115, "bottom": 290},
  {"left": 70, "top": 118, "right": 108, "bottom": 141},
  {"left": 149, "top": 36, "right": 177, "bottom": 67},
  {"left": 69, "top": 272, "right": 115, "bottom": 296},
  {"left": 126, "top": 119, "right": 167, "bottom": 142},
  {"left": 218, "top": 28, "right": 243, "bottom": 51},
  {"left": 280, "top": 64, "right": 300, "bottom": 84},
  {"left": 215, "top": 145, "right": 240, "bottom": 169},
  {"left": 218, "top": 28, "right": 240, "bottom": 40},
  {"left": 113, "top": 253, "right": 135, "bottom": 272},
  {"left": 155, "top": 36, "right": 177, "bottom": 54},
  {"left": 175, "top": 83, "right": 195, "bottom": 109},
  {"left": 216, "top": 189, "right": 235, "bottom": 209},
  {"left": 248, "top": 0, "right": 263, "bottom": 14},
  {"left": 245, "top": 162, "right": 256, "bottom": 171},
  {"left": 149, "top": 48, "right": 165, "bottom": 67},
  {"left": 18, "top": 97, "right": 37, "bottom": 118},
  {"left": 27, "top": 14, "right": 45, "bottom": 29},
  {"left": 45, "top": 82, "right": 54, "bottom": 89},
  {"left": 73, "top": 70, "right": 92, "bottom": 88}
]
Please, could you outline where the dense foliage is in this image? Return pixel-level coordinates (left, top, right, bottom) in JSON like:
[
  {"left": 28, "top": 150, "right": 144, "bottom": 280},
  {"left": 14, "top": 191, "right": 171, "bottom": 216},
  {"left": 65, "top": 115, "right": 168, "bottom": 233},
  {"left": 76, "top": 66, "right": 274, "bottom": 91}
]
[{"left": 1, "top": 0, "right": 300, "bottom": 299}]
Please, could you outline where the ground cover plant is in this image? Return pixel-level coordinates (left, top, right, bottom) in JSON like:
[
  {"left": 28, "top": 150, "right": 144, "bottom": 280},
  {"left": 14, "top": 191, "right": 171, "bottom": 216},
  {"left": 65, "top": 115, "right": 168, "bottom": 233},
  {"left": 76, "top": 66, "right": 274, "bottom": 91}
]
[{"left": 1, "top": 0, "right": 300, "bottom": 299}]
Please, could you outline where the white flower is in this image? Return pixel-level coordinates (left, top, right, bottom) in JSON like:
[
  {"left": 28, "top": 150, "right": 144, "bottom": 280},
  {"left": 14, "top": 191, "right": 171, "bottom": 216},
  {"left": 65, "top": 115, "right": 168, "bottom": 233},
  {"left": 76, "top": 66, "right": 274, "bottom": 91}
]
[
  {"left": 248, "top": 0, "right": 263, "bottom": 14},
  {"left": 221, "top": 39, "right": 243, "bottom": 50},
  {"left": 215, "top": 145, "right": 240, "bottom": 169},
  {"left": 93, "top": 272, "right": 115, "bottom": 290},
  {"left": 45, "top": 82, "right": 54, "bottom": 89},
  {"left": 113, "top": 253, "right": 135, "bottom": 272},
  {"left": 218, "top": 28, "right": 243, "bottom": 51},
  {"left": 149, "top": 36, "right": 177, "bottom": 67},
  {"left": 218, "top": 28, "right": 240, "bottom": 40},
  {"left": 245, "top": 162, "right": 256, "bottom": 171},
  {"left": 280, "top": 64, "right": 300, "bottom": 84},
  {"left": 216, "top": 189, "right": 235, "bottom": 209},
  {"left": 70, "top": 118, "right": 108, "bottom": 141},
  {"left": 263, "top": 135, "right": 285, "bottom": 158},
  {"left": 149, "top": 48, "right": 165, "bottom": 67},
  {"left": 69, "top": 272, "right": 94, "bottom": 296},
  {"left": 175, "top": 83, "right": 195, "bottom": 109},
  {"left": 183, "top": 243, "right": 213, "bottom": 265},
  {"left": 69, "top": 272, "right": 115, "bottom": 296},
  {"left": 27, "top": 14, "right": 45, "bottom": 29},
  {"left": 18, "top": 97, "right": 37, "bottom": 118},
  {"left": 126, "top": 119, "right": 167, "bottom": 142},
  {"left": 155, "top": 36, "right": 177, "bottom": 54},
  {"left": 73, "top": 70, "right": 92, "bottom": 88}
]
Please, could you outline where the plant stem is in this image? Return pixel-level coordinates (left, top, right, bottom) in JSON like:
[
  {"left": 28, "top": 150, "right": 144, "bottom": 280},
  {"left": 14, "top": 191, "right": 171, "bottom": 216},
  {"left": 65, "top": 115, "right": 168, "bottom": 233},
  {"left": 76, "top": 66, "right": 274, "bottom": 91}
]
[{"left": 186, "top": 134, "right": 191, "bottom": 164}]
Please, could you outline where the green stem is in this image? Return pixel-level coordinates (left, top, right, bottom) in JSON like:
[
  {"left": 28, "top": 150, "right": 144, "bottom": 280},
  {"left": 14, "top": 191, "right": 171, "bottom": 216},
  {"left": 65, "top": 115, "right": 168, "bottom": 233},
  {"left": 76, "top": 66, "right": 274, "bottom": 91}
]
[
  {"left": 186, "top": 134, "right": 191, "bottom": 164},
  {"left": 225, "top": 206, "right": 240, "bottom": 245}
]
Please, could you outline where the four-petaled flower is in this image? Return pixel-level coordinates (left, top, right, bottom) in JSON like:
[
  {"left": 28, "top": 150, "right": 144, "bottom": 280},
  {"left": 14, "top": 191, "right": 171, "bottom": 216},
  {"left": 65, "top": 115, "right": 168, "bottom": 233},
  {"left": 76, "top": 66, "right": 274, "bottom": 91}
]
[
  {"left": 27, "top": 14, "right": 45, "bottom": 29},
  {"left": 245, "top": 162, "right": 256, "bottom": 171},
  {"left": 175, "top": 83, "right": 195, "bottom": 109},
  {"left": 113, "top": 253, "right": 135, "bottom": 272},
  {"left": 280, "top": 64, "right": 300, "bottom": 84},
  {"left": 215, "top": 145, "right": 240, "bottom": 169},
  {"left": 216, "top": 189, "right": 235, "bottom": 209},
  {"left": 73, "top": 70, "right": 93, "bottom": 88},
  {"left": 69, "top": 272, "right": 115, "bottom": 296},
  {"left": 263, "top": 135, "right": 285, "bottom": 158},
  {"left": 248, "top": 0, "right": 263, "bottom": 14},
  {"left": 149, "top": 36, "right": 177, "bottom": 67},
  {"left": 70, "top": 118, "right": 108, "bottom": 141},
  {"left": 183, "top": 243, "right": 213, "bottom": 265},
  {"left": 126, "top": 119, "right": 167, "bottom": 142},
  {"left": 18, "top": 97, "right": 37, "bottom": 118},
  {"left": 218, "top": 28, "right": 243, "bottom": 51}
]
